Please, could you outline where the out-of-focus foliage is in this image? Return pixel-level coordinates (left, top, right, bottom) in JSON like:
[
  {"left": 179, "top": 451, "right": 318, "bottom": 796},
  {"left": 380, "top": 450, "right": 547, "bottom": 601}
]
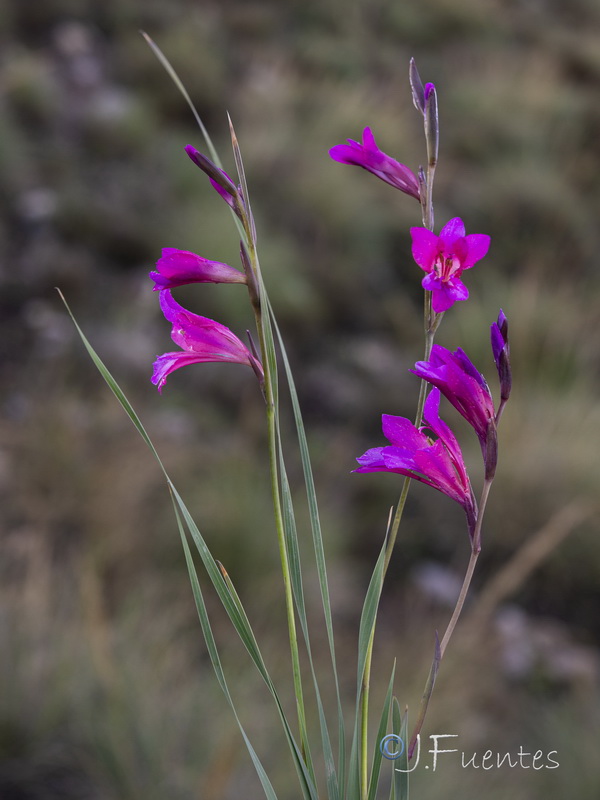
[{"left": 0, "top": 0, "right": 599, "bottom": 797}]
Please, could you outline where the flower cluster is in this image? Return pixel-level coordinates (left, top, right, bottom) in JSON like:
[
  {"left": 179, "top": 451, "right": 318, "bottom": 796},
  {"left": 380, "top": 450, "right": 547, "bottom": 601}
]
[
  {"left": 356, "top": 312, "right": 511, "bottom": 537},
  {"left": 150, "top": 147, "right": 263, "bottom": 392}
]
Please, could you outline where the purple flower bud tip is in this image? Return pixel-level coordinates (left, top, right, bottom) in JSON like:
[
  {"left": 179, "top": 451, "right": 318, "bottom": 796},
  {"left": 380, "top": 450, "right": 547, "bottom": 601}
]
[
  {"left": 184, "top": 145, "right": 238, "bottom": 203},
  {"left": 410, "top": 217, "right": 491, "bottom": 313},
  {"left": 329, "top": 127, "right": 420, "bottom": 200},
  {"left": 490, "top": 310, "right": 511, "bottom": 402},
  {"left": 424, "top": 82, "right": 436, "bottom": 99}
]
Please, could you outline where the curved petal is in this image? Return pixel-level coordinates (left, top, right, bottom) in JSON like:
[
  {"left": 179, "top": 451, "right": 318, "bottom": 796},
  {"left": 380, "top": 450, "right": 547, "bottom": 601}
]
[
  {"left": 152, "top": 351, "right": 208, "bottom": 392},
  {"left": 355, "top": 446, "right": 387, "bottom": 471},
  {"left": 362, "top": 126, "right": 377, "bottom": 150},
  {"left": 438, "top": 217, "right": 465, "bottom": 245},
  {"left": 329, "top": 143, "right": 362, "bottom": 165},
  {"left": 462, "top": 234, "right": 491, "bottom": 268},
  {"left": 159, "top": 291, "right": 253, "bottom": 363},
  {"left": 444, "top": 236, "right": 468, "bottom": 263},
  {"left": 382, "top": 414, "right": 428, "bottom": 449},
  {"left": 422, "top": 390, "right": 469, "bottom": 489},
  {"left": 151, "top": 248, "right": 245, "bottom": 290},
  {"left": 413, "top": 442, "right": 465, "bottom": 506},
  {"left": 411, "top": 228, "right": 440, "bottom": 271},
  {"left": 453, "top": 348, "right": 487, "bottom": 387},
  {"left": 431, "top": 282, "right": 467, "bottom": 312}
]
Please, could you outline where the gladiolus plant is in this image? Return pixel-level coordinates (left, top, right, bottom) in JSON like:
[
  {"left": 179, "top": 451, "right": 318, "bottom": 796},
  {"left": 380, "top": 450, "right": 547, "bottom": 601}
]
[{"left": 64, "top": 45, "right": 515, "bottom": 800}]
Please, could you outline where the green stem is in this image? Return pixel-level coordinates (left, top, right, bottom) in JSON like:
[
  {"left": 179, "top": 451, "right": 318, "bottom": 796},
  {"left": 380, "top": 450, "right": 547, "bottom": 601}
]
[
  {"left": 247, "top": 238, "right": 313, "bottom": 776},
  {"left": 358, "top": 326, "right": 435, "bottom": 799},
  {"left": 358, "top": 157, "right": 439, "bottom": 799},
  {"left": 407, "top": 477, "right": 493, "bottom": 757}
]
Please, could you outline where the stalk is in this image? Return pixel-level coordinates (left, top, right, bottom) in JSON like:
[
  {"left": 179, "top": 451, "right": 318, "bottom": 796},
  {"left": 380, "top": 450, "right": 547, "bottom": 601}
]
[
  {"left": 245, "top": 230, "right": 313, "bottom": 774},
  {"left": 439, "top": 478, "right": 491, "bottom": 657},
  {"left": 406, "top": 477, "right": 493, "bottom": 758},
  {"left": 359, "top": 158, "right": 438, "bottom": 798}
]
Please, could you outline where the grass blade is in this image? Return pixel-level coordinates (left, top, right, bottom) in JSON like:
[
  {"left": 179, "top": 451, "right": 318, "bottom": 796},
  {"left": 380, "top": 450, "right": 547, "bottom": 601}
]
[
  {"left": 367, "top": 662, "right": 396, "bottom": 800},
  {"left": 61, "top": 294, "right": 317, "bottom": 800},
  {"left": 174, "top": 501, "right": 278, "bottom": 800},
  {"left": 141, "top": 32, "right": 222, "bottom": 169},
  {"left": 347, "top": 534, "right": 387, "bottom": 800},
  {"left": 390, "top": 702, "right": 409, "bottom": 800},
  {"left": 269, "top": 302, "right": 346, "bottom": 793}
]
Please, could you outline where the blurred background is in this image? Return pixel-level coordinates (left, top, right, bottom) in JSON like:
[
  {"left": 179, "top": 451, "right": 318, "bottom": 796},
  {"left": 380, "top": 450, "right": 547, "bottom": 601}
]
[{"left": 1, "top": 0, "right": 599, "bottom": 797}]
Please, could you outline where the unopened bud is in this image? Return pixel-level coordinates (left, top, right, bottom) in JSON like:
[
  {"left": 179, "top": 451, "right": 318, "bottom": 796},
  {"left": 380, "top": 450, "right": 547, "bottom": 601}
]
[
  {"left": 491, "top": 310, "right": 511, "bottom": 402},
  {"left": 184, "top": 145, "right": 238, "bottom": 196}
]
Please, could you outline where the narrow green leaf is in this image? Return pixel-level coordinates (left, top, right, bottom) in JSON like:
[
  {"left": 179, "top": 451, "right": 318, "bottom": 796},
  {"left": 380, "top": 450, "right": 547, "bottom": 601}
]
[
  {"left": 228, "top": 113, "right": 255, "bottom": 240},
  {"left": 61, "top": 298, "right": 317, "bottom": 800},
  {"left": 269, "top": 302, "right": 346, "bottom": 793},
  {"left": 347, "top": 535, "right": 388, "bottom": 800},
  {"left": 397, "top": 706, "right": 409, "bottom": 800},
  {"left": 141, "top": 32, "right": 222, "bottom": 169},
  {"left": 174, "top": 501, "right": 278, "bottom": 800},
  {"left": 170, "top": 485, "right": 318, "bottom": 800},
  {"left": 390, "top": 702, "right": 409, "bottom": 800},
  {"left": 367, "top": 661, "right": 396, "bottom": 800},
  {"left": 276, "top": 433, "right": 339, "bottom": 800}
]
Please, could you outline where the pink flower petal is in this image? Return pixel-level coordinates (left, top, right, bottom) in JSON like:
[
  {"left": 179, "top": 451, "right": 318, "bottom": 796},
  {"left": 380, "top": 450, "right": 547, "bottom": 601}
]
[
  {"left": 411, "top": 228, "right": 440, "bottom": 270},
  {"left": 431, "top": 281, "right": 468, "bottom": 312},
  {"left": 461, "top": 234, "right": 491, "bottom": 268},
  {"left": 438, "top": 217, "right": 465, "bottom": 245},
  {"left": 150, "top": 248, "right": 246, "bottom": 290},
  {"left": 382, "top": 414, "right": 428, "bottom": 450}
]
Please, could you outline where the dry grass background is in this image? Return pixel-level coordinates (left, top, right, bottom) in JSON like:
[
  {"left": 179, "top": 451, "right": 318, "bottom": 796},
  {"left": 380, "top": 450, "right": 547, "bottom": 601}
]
[{"left": 1, "top": 0, "right": 599, "bottom": 797}]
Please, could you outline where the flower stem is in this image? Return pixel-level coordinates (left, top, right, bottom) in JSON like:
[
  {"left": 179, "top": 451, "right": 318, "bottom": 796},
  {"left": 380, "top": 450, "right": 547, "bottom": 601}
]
[
  {"left": 440, "top": 477, "right": 492, "bottom": 657},
  {"left": 358, "top": 325, "right": 435, "bottom": 799},
  {"left": 405, "top": 476, "right": 493, "bottom": 759},
  {"left": 246, "top": 237, "right": 313, "bottom": 774},
  {"left": 358, "top": 154, "right": 439, "bottom": 797}
]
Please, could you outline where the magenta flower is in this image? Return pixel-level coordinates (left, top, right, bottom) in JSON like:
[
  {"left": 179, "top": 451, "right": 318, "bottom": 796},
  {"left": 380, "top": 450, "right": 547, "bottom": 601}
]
[
  {"left": 410, "top": 218, "right": 490, "bottom": 313},
  {"left": 329, "top": 127, "right": 420, "bottom": 200},
  {"left": 152, "top": 290, "right": 263, "bottom": 392},
  {"left": 150, "top": 248, "right": 246, "bottom": 291},
  {"left": 411, "top": 344, "right": 497, "bottom": 477},
  {"left": 491, "top": 309, "right": 511, "bottom": 402},
  {"left": 355, "top": 389, "right": 476, "bottom": 535}
]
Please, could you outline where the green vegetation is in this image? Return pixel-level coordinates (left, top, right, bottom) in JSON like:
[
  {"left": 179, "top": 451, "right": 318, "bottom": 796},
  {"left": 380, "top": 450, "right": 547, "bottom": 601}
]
[{"left": 0, "top": 0, "right": 599, "bottom": 797}]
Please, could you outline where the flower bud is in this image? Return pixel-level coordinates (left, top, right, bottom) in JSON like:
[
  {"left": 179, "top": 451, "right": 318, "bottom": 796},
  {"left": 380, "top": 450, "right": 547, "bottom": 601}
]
[{"left": 491, "top": 310, "right": 511, "bottom": 402}]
